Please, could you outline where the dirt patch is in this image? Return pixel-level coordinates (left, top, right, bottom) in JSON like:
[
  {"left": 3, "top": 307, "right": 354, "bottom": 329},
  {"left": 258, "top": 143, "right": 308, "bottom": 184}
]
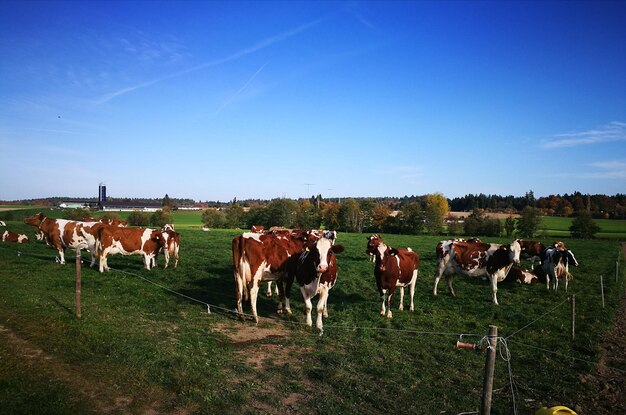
[{"left": 0, "top": 324, "right": 183, "bottom": 414}]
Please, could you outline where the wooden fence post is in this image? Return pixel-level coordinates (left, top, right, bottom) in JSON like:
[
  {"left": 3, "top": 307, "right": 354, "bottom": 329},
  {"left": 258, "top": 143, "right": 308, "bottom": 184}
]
[
  {"left": 570, "top": 295, "right": 575, "bottom": 341},
  {"left": 76, "top": 248, "right": 81, "bottom": 318},
  {"left": 600, "top": 275, "right": 605, "bottom": 310},
  {"left": 480, "top": 325, "right": 498, "bottom": 415}
]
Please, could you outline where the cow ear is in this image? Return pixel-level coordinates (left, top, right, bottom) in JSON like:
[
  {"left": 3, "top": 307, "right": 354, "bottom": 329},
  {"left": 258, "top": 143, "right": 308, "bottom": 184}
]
[{"left": 332, "top": 244, "right": 345, "bottom": 254}]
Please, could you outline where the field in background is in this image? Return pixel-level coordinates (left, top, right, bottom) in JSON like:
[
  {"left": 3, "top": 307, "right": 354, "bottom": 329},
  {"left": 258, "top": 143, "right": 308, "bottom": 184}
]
[
  {"left": 0, "top": 218, "right": 624, "bottom": 414},
  {"left": 2, "top": 206, "right": 625, "bottom": 238}
]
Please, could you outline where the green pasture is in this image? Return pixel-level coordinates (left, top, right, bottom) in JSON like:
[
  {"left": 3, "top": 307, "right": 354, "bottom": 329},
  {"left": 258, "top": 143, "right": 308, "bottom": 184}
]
[{"left": 0, "top": 218, "right": 624, "bottom": 414}]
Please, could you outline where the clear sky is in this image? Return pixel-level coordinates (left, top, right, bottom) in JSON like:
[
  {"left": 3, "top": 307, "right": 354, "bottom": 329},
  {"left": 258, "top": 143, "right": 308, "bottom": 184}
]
[{"left": 1, "top": 1, "right": 625, "bottom": 202}]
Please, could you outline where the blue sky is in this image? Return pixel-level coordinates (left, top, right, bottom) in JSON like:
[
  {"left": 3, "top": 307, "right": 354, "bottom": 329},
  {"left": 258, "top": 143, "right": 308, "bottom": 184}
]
[{"left": 1, "top": 1, "right": 625, "bottom": 202}]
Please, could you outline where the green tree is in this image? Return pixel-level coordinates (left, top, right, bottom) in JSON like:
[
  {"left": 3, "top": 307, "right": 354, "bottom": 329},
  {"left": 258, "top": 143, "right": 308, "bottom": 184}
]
[
  {"left": 63, "top": 208, "right": 92, "bottom": 221},
  {"left": 245, "top": 205, "right": 268, "bottom": 229},
  {"left": 294, "top": 200, "right": 321, "bottom": 229},
  {"left": 400, "top": 202, "right": 424, "bottom": 235},
  {"left": 151, "top": 208, "right": 173, "bottom": 228},
  {"left": 424, "top": 193, "right": 449, "bottom": 235},
  {"left": 201, "top": 209, "right": 226, "bottom": 228},
  {"left": 569, "top": 210, "right": 601, "bottom": 239},
  {"left": 516, "top": 206, "right": 541, "bottom": 238},
  {"left": 266, "top": 198, "right": 298, "bottom": 228},
  {"left": 128, "top": 211, "right": 151, "bottom": 226},
  {"left": 321, "top": 202, "right": 340, "bottom": 230},
  {"left": 162, "top": 194, "right": 172, "bottom": 208},
  {"left": 504, "top": 216, "right": 516, "bottom": 237},
  {"left": 223, "top": 204, "right": 245, "bottom": 228},
  {"left": 338, "top": 199, "right": 362, "bottom": 232}
]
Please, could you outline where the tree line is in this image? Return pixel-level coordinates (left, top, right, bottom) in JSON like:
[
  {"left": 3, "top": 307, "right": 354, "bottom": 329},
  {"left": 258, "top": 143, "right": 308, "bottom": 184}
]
[{"left": 201, "top": 195, "right": 603, "bottom": 239}]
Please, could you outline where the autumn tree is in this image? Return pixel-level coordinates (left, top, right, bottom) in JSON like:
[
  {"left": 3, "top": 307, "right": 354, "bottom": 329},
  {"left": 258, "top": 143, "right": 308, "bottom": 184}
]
[{"left": 424, "top": 193, "right": 449, "bottom": 235}]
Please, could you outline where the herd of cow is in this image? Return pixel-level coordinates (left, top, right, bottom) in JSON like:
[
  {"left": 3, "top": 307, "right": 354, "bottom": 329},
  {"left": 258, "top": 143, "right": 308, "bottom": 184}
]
[
  {"left": 1, "top": 213, "right": 180, "bottom": 271},
  {"left": 230, "top": 225, "right": 578, "bottom": 331},
  {"left": 1, "top": 215, "right": 578, "bottom": 332}
]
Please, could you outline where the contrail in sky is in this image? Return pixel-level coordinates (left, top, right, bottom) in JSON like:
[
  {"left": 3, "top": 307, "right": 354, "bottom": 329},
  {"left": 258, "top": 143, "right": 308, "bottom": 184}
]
[
  {"left": 97, "top": 17, "right": 327, "bottom": 104},
  {"left": 211, "top": 62, "right": 269, "bottom": 118}
]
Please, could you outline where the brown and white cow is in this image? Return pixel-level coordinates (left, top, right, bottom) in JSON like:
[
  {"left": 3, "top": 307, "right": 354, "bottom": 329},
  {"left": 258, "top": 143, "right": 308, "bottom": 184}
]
[
  {"left": 366, "top": 235, "right": 420, "bottom": 318},
  {"left": 232, "top": 229, "right": 308, "bottom": 323},
  {"left": 97, "top": 226, "right": 166, "bottom": 272},
  {"left": 157, "top": 229, "right": 180, "bottom": 269},
  {"left": 24, "top": 213, "right": 103, "bottom": 266},
  {"left": 516, "top": 239, "right": 547, "bottom": 268},
  {"left": 503, "top": 266, "right": 539, "bottom": 284},
  {"left": 294, "top": 236, "right": 344, "bottom": 331},
  {"left": 433, "top": 239, "right": 521, "bottom": 305},
  {"left": 1, "top": 230, "right": 29, "bottom": 243}
]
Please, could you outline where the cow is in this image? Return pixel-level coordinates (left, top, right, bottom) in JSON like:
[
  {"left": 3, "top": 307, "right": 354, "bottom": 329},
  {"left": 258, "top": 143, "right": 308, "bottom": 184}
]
[
  {"left": 250, "top": 225, "right": 264, "bottom": 233},
  {"left": 503, "top": 266, "right": 539, "bottom": 284},
  {"left": 97, "top": 226, "right": 166, "bottom": 272},
  {"left": 542, "top": 247, "right": 579, "bottom": 292},
  {"left": 294, "top": 236, "right": 344, "bottom": 331},
  {"left": 24, "top": 213, "right": 103, "bottom": 266},
  {"left": 433, "top": 239, "right": 521, "bottom": 305},
  {"left": 366, "top": 235, "right": 420, "bottom": 318},
  {"left": 100, "top": 218, "right": 128, "bottom": 227},
  {"left": 157, "top": 229, "right": 180, "bottom": 269},
  {"left": 1, "top": 230, "right": 29, "bottom": 243},
  {"left": 516, "top": 239, "right": 547, "bottom": 269},
  {"left": 232, "top": 229, "right": 308, "bottom": 323}
]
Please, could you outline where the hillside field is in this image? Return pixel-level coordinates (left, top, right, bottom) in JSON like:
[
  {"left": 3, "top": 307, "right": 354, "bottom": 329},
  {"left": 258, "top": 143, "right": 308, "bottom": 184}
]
[{"left": 0, "top": 217, "right": 624, "bottom": 414}]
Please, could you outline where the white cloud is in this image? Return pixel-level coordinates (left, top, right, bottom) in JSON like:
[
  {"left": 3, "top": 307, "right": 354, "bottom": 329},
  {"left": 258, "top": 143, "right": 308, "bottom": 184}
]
[
  {"left": 542, "top": 121, "right": 626, "bottom": 148},
  {"left": 582, "top": 160, "right": 626, "bottom": 179}
]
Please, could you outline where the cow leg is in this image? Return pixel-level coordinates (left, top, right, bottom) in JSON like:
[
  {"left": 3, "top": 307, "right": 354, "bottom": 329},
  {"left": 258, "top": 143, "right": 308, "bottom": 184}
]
[
  {"left": 380, "top": 289, "right": 387, "bottom": 316},
  {"left": 234, "top": 274, "right": 246, "bottom": 321},
  {"left": 249, "top": 282, "right": 260, "bottom": 324},
  {"left": 409, "top": 270, "right": 417, "bottom": 312},
  {"left": 58, "top": 247, "right": 66, "bottom": 264},
  {"left": 433, "top": 271, "right": 442, "bottom": 296},
  {"left": 446, "top": 274, "right": 456, "bottom": 297},
  {"left": 266, "top": 281, "right": 273, "bottom": 297},
  {"left": 490, "top": 275, "right": 499, "bottom": 305},
  {"left": 300, "top": 286, "right": 313, "bottom": 327},
  {"left": 398, "top": 286, "right": 405, "bottom": 311},
  {"left": 386, "top": 289, "right": 394, "bottom": 318},
  {"left": 316, "top": 285, "right": 329, "bottom": 331},
  {"left": 143, "top": 254, "right": 151, "bottom": 270}
]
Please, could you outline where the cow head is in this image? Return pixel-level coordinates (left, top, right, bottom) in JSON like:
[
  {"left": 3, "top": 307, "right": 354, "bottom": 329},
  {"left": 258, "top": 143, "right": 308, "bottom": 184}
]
[
  {"left": 24, "top": 212, "right": 46, "bottom": 227},
  {"left": 565, "top": 249, "right": 579, "bottom": 267},
  {"left": 366, "top": 234, "right": 382, "bottom": 257},
  {"left": 162, "top": 223, "right": 175, "bottom": 232},
  {"left": 303, "top": 237, "right": 344, "bottom": 273},
  {"left": 509, "top": 239, "right": 521, "bottom": 264}
]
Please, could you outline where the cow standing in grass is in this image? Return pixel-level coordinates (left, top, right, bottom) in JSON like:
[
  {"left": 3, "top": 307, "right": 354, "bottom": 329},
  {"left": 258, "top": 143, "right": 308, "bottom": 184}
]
[
  {"left": 366, "top": 235, "right": 419, "bottom": 318},
  {"left": 433, "top": 239, "right": 521, "bottom": 305},
  {"left": 294, "top": 235, "right": 344, "bottom": 331}
]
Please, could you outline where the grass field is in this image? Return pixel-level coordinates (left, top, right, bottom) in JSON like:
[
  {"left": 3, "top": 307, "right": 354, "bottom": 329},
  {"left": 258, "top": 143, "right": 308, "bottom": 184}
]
[{"left": 0, "top": 217, "right": 624, "bottom": 414}]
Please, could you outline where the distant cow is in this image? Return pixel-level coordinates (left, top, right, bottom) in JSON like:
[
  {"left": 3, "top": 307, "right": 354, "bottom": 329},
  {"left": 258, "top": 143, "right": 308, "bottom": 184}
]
[
  {"left": 542, "top": 247, "right": 579, "bottom": 292},
  {"left": 24, "top": 213, "right": 103, "bottom": 266},
  {"left": 295, "top": 235, "right": 344, "bottom": 331},
  {"left": 97, "top": 226, "right": 166, "bottom": 272},
  {"left": 366, "top": 234, "right": 420, "bottom": 318},
  {"left": 433, "top": 239, "right": 521, "bottom": 305},
  {"left": 1, "top": 230, "right": 29, "bottom": 243},
  {"left": 158, "top": 229, "right": 180, "bottom": 268}
]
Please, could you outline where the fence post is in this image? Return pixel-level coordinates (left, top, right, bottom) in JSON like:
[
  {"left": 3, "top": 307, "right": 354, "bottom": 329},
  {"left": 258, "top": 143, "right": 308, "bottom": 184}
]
[
  {"left": 570, "top": 295, "right": 575, "bottom": 341},
  {"left": 76, "top": 248, "right": 81, "bottom": 318},
  {"left": 617, "top": 260, "right": 619, "bottom": 283},
  {"left": 600, "top": 275, "right": 605, "bottom": 310},
  {"left": 480, "top": 325, "right": 498, "bottom": 415}
]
